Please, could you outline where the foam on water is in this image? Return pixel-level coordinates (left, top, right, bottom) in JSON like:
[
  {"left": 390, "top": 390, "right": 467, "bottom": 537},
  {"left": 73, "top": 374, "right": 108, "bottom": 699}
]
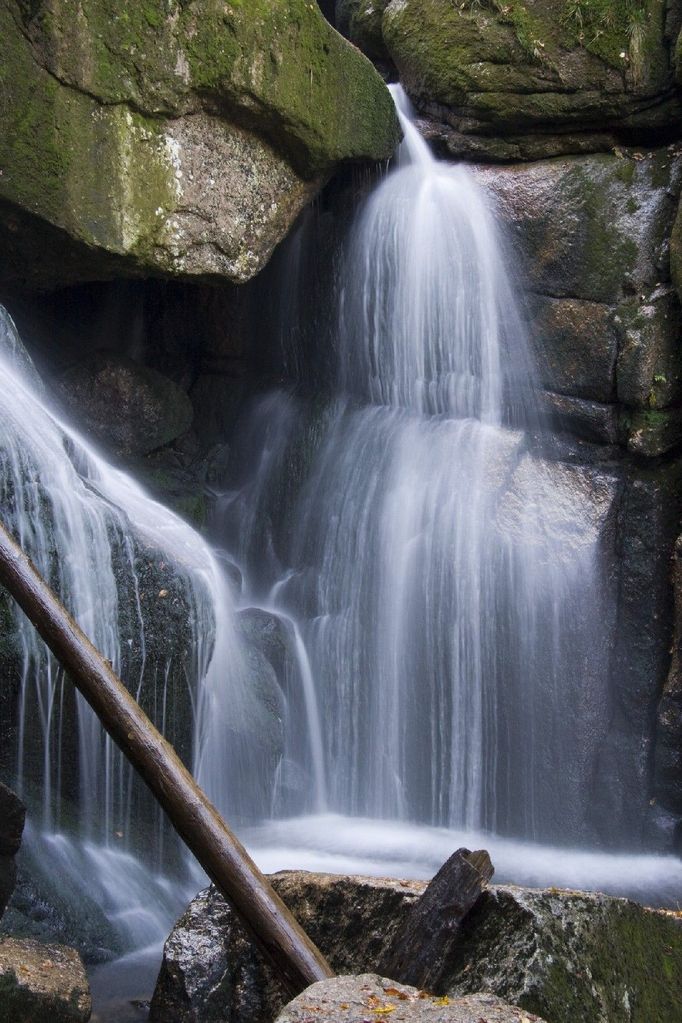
[{"left": 245, "top": 814, "right": 682, "bottom": 908}]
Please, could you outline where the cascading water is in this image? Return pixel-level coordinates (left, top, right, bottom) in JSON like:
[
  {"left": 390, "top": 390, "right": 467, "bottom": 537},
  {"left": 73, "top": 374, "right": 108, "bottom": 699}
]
[
  {"left": 0, "top": 304, "right": 266, "bottom": 954},
  {"left": 2, "top": 80, "right": 680, "bottom": 1018},
  {"left": 216, "top": 86, "right": 619, "bottom": 846}
]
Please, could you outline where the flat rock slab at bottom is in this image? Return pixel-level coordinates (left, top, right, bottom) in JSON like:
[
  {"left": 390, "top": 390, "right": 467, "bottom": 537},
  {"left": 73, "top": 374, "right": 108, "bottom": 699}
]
[
  {"left": 0, "top": 935, "right": 91, "bottom": 1023},
  {"left": 276, "top": 975, "right": 547, "bottom": 1023}
]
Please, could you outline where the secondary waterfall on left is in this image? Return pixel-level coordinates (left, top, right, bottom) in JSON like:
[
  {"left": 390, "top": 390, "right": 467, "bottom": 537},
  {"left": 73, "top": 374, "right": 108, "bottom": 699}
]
[{"left": 0, "top": 305, "right": 256, "bottom": 950}]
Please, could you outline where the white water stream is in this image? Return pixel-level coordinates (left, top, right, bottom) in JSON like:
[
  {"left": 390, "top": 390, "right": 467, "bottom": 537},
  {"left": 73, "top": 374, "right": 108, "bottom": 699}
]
[
  {"left": 0, "top": 304, "right": 256, "bottom": 946},
  {"left": 216, "top": 86, "right": 615, "bottom": 844}
]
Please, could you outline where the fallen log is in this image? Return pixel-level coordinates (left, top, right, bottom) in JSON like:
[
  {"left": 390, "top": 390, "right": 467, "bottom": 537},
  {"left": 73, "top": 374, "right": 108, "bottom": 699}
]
[
  {"left": 379, "top": 847, "right": 494, "bottom": 991},
  {"left": 0, "top": 519, "right": 333, "bottom": 996}
]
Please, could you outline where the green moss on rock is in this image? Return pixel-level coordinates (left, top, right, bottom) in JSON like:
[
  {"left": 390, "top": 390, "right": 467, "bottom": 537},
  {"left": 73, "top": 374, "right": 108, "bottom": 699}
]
[
  {"left": 178, "top": 0, "right": 399, "bottom": 176},
  {"left": 381, "top": 0, "right": 677, "bottom": 146},
  {"left": 622, "top": 407, "right": 682, "bottom": 457},
  {"left": 12, "top": 0, "right": 398, "bottom": 177},
  {"left": 0, "top": 5, "right": 179, "bottom": 261},
  {"left": 0, "top": 0, "right": 398, "bottom": 286},
  {"left": 559, "top": 0, "right": 660, "bottom": 74},
  {"left": 14, "top": 0, "right": 188, "bottom": 111}
]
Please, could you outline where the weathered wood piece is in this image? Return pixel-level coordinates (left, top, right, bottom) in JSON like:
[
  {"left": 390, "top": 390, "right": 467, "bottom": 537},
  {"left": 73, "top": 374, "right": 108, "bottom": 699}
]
[
  {"left": 379, "top": 847, "right": 494, "bottom": 992},
  {"left": 0, "top": 519, "right": 333, "bottom": 996}
]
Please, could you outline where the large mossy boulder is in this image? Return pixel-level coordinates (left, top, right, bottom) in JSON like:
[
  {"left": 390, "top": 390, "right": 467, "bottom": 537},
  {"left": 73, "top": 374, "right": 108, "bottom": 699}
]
[
  {"left": 150, "top": 872, "right": 682, "bottom": 1023},
  {"left": 377, "top": 0, "right": 681, "bottom": 159},
  {"left": 0, "top": 0, "right": 399, "bottom": 288}
]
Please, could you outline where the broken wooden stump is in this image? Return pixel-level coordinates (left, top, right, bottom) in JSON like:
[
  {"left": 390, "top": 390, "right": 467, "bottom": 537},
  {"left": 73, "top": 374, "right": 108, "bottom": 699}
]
[{"left": 379, "top": 847, "right": 494, "bottom": 992}]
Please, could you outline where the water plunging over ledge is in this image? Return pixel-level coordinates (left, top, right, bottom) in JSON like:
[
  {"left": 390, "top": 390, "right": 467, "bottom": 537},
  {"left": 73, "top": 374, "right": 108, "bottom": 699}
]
[{"left": 216, "top": 85, "right": 618, "bottom": 847}]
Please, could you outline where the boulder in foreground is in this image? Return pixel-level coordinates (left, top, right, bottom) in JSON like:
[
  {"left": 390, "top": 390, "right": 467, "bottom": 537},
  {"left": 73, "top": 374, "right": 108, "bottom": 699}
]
[
  {"left": 150, "top": 871, "right": 682, "bottom": 1023},
  {"left": 0, "top": 935, "right": 91, "bottom": 1023},
  {"left": 275, "top": 975, "right": 547, "bottom": 1023}
]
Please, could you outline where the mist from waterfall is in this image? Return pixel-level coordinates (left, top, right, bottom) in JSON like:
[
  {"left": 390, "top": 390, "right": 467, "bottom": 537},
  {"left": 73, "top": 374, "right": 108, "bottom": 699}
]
[{"left": 217, "top": 85, "right": 617, "bottom": 846}]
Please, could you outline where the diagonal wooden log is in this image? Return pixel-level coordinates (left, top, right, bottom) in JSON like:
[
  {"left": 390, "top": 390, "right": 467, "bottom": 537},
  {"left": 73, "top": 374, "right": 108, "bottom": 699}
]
[
  {"left": 0, "top": 519, "right": 333, "bottom": 996},
  {"left": 378, "top": 846, "right": 494, "bottom": 992}
]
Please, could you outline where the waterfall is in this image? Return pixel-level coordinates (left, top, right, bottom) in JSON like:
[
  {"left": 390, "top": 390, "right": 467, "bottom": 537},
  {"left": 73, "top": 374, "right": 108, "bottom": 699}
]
[
  {"left": 0, "top": 305, "right": 260, "bottom": 947},
  {"left": 217, "top": 86, "right": 616, "bottom": 845}
]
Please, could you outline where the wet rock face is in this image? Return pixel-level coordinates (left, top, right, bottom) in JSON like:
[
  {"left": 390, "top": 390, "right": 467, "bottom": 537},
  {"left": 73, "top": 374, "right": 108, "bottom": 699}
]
[
  {"left": 474, "top": 148, "right": 682, "bottom": 454},
  {"left": 276, "top": 976, "right": 548, "bottom": 1023},
  {"left": 150, "top": 875, "right": 423, "bottom": 1023},
  {"left": 600, "top": 460, "right": 682, "bottom": 847},
  {"left": 656, "top": 533, "right": 682, "bottom": 827},
  {"left": 0, "top": 935, "right": 91, "bottom": 1023},
  {"left": 460, "top": 134, "right": 682, "bottom": 839},
  {"left": 0, "top": 0, "right": 399, "bottom": 289},
  {"left": 59, "top": 352, "right": 193, "bottom": 458},
  {"left": 150, "top": 872, "right": 682, "bottom": 1023},
  {"left": 0, "top": 783, "right": 26, "bottom": 920},
  {"left": 476, "top": 151, "right": 679, "bottom": 305},
  {"left": 149, "top": 884, "right": 278, "bottom": 1023},
  {"left": 376, "top": 0, "right": 681, "bottom": 160},
  {"left": 672, "top": 198, "right": 682, "bottom": 299}
]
